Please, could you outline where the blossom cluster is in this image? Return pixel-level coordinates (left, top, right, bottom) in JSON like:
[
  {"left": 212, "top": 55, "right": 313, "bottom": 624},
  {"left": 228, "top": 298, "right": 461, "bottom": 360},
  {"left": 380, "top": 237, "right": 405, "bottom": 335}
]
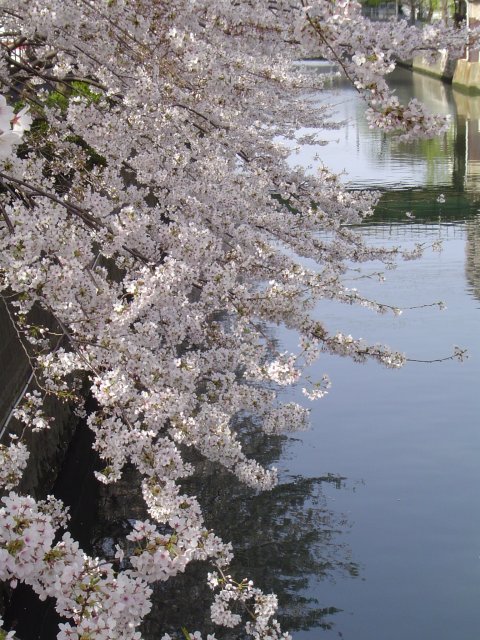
[
  {"left": 207, "top": 572, "right": 291, "bottom": 640},
  {"left": 0, "top": 437, "right": 29, "bottom": 491},
  {"left": 13, "top": 390, "right": 52, "bottom": 432},
  {"left": 297, "top": 0, "right": 478, "bottom": 139},
  {"left": 0, "top": 492, "right": 152, "bottom": 639}
]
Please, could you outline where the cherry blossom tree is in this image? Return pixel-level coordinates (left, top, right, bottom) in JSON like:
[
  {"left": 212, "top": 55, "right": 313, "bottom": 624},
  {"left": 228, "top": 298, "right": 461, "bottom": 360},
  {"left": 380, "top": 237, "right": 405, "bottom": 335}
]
[{"left": 0, "top": 1, "right": 472, "bottom": 638}]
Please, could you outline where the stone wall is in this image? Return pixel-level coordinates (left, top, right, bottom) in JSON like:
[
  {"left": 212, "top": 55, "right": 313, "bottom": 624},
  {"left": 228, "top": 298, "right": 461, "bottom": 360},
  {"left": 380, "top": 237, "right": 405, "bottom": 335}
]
[
  {"left": 453, "top": 59, "right": 480, "bottom": 94},
  {"left": 0, "top": 301, "right": 31, "bottom": 429},
  {"left": 0, "top": 301, "right": 81, "bottom": 627}
]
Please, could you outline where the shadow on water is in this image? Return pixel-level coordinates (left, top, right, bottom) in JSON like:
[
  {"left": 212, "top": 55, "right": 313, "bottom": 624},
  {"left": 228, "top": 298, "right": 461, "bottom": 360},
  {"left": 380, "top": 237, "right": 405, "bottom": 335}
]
[
  {"left": 140, "top": 418, "right": 357, "bottom": 638},
  {"left": 86, "top": 417, "right": 358, "bottom": 639}
]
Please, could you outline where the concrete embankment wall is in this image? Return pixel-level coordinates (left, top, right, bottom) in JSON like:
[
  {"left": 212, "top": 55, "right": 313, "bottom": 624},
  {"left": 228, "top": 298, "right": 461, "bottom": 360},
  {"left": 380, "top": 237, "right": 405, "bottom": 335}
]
[
  {"left": 0, "top": 302, "right": 81, "bottom": 626},
  {"left": 453, "top": 59, "right": 480, "bottom": 95},
  {"left": 0, "top": 303, "right": 80, "bottom": 498},
  {"left": 0, "top": 302, "right": 31, "bottom": 428},
  {"left": 408, "top": 51, "right": 480, "bottom": 95},
  {"left": 411, "top": 51, "right": 458, "bottom": 82},
  {"left": 453, "top": 0, "right": 480, "bottom": 94}
]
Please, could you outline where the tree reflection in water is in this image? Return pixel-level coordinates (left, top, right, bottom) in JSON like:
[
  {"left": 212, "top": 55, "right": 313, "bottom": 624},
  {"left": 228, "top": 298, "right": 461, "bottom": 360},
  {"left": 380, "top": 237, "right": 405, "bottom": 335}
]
[{"left": 130, "top": 416, "right": 359, "bottom": 638}]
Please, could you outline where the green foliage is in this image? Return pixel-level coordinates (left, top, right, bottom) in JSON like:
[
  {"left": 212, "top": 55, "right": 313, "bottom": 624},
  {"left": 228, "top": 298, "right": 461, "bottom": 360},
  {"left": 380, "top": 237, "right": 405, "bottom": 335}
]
[
  {"left": 70, "top": 81, "right": 102, "bottom": 104},
  {"left": 45, "top": 81, "right": 102, "bottom": 113},
  {"left": 45, "top": 90, "right": 69, "bottom": 112},
  {"left": 361, "top": 0, "right": 386, "bottom": 7}
]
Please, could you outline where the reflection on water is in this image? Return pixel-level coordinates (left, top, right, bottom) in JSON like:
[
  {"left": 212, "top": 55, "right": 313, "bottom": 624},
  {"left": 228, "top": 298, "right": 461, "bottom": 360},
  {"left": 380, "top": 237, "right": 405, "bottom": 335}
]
[
  {"left": 89, "top": 420, "right": 357, "bottom": 639},
  {"left": 144, "top": 474, "right": 355, "bottom": 638},
  {"left": 295, "top": 63, "right": 480, "bottom": 196},
  {"left": 466, "top": 215, "right": 480, "bottom": 301}
]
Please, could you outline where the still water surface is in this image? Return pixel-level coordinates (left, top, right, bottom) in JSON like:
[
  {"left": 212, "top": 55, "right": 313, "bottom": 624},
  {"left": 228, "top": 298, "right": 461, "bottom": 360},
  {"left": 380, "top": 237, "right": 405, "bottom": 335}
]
[{"left": 280, "top": 65, "right": 480, "bottom": 640}]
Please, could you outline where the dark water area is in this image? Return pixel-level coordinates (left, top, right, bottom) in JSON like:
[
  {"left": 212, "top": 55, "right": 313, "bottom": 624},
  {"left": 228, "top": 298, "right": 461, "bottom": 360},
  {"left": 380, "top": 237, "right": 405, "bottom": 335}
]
[{"left": 140, "top": 428, "right": 356, "bottom": 638}]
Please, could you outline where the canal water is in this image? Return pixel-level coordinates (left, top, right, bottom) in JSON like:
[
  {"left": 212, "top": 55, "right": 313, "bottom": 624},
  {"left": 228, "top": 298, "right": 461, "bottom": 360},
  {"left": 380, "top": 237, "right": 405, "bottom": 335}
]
[{"left": 276, "top": 64, "right": 480, "bottom": 640}]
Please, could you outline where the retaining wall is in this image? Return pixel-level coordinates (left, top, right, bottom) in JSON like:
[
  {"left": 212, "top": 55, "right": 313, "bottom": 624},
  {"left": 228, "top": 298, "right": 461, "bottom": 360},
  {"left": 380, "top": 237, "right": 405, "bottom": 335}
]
[
  {"left": 453, "top": 59, "right": 480, "bottom": 94},
  {"left": 0, "top": 302, "right": 80, "bottom": 498},
  {"left": 412, "top": 51, "right": 457, "bottom": 81}
]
